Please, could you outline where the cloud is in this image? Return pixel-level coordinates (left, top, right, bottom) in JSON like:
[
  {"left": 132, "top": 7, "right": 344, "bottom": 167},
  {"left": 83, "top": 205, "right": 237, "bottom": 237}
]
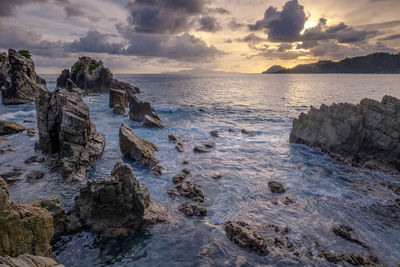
[
  {"left": 198, "top": 16, "right": 221, "bottom": 32},
  {"left": 207, "top": 7, "right": 230, "bottom": 14},
  {"left": 248, "top": 0, "right": 307, "bottom": 42},
  {"left": 235, "top": 33, "right": 265, "bottom": 44},
  {"left": 53, "top": 0, "right": 100, "bottom": 21},
  {"left": 69, "top": 30, "right": 124, "bottom": 54},
  {"left": 0, "top": 0, "right": 47, "bottom": 17},
  {"left": 379, "top": 33, "right": 400, "bottom": 41},
  {"left": 228, "top": 19, "right": 245, "bottom": 31}
]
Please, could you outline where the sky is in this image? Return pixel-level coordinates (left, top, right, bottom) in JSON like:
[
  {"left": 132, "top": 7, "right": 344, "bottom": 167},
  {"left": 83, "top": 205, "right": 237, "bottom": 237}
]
[{"left": 0, "top": 0, "right": 399, "bottom": 74}]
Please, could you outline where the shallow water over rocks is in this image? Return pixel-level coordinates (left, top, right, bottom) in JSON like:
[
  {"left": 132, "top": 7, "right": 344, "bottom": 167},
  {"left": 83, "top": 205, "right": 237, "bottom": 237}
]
[{"left": 1, "top": 74, "right": 400, "bottom": 266}]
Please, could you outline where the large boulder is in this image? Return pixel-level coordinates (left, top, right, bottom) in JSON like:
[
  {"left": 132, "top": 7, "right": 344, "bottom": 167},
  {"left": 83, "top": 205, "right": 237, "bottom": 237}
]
[
  {"left": 0, "top": 49, "right": 46, "bottom": 105},
  {"left": 0, "top": 178, "right": 54, "bottom": 257},
  {"left": 66, "top": 161, "right": 167, "bottom": 236},
  {"left": 0, "top": 254, "right": 64, "bottom": 267},
  {"left": 0, "top": 120, "right": 26, "bottom": 135},
  {"left": 119, "top": 123, "right": 159, "bottom": 167},
  {"left": 56, "top": 56, "right": 140, "bottom": 94},
  {"left": 128, "top": 93, "right": 164, "bottom": 128},
  {"left": 290, "top": 95, "right": 400, "bottom": 174},
  {"left": 35, "top": 85, "right": 105, "bottom": 181}
]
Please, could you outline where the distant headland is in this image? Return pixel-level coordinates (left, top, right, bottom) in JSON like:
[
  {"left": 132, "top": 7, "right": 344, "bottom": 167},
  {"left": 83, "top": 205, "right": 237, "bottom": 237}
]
[{"left": 263, "top": 52, "right": 400, "bottom": 74}]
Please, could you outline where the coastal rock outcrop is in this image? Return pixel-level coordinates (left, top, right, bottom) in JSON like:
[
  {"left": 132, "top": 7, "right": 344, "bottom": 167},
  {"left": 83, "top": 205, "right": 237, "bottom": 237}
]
[
  {"left": 128, "top": 93, "right": 164, "bottom": 128},
  {"left": 0, "top": 178, "right": 54, "bottom": 257},
  {"left": 0, "top": 120, "right": 26, "bottom": 135},
  {"left": 56, "top": 57, "right": 140, "bottom": 94},
  {"left": 290, "top": 96, "right": 400, "bottom": 174},
  {"left": 119, "top": 123, "right": 159, "bottom": 167},
  {"left": 0, "top": 49, "right": 46, "bottom": 105},
  {"left": 35, "top": 86, "right": 105, "bottom": 181},
  {"left": 66, "top": 161, "right": 167, "bottom": 236},
  {"left": 0, "top": 254, "right": 64, "bottom": 267}
]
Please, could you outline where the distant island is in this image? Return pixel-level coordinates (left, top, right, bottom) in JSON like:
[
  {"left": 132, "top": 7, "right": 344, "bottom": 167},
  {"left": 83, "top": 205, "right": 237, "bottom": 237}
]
[
  {"left": 263, "top": 52, "right": 400, "bottom": 74},
  {"left": 161, "top": 68, "right": 242, "bottom": 76}
]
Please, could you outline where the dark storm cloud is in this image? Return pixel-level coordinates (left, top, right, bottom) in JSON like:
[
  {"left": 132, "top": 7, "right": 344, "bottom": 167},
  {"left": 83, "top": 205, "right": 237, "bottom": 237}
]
[
  {"left": 198, "top": 16, "right": 221, "bottom": 32},
  {"left": 69, "top": 30, "right": 124, "bottom": 54},
  {"left": 0, "top": 0, "right": 47, "bottom": 17},
  {"left": 208, "top": 7, "right": 230, "bottom": 15},
  {"left": 53, "top": 0, "right": 99, "bottom": 21},
  {"left": 248, "top": 0, "right": 307, "bottom": 42},
  {"left": 379, "top": 34, "right": 400, "bottom": 41},
  {"left": 228, "top": 19, "right": 245, "bottom": 31},
  {"left": 235, "top": 33, "right": 265, "bottom": 44}
]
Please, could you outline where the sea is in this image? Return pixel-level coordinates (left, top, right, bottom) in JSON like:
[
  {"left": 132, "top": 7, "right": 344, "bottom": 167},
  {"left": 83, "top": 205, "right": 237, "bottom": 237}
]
[{"left": 1, "top": 74, "right": 400, "bottom": 266}]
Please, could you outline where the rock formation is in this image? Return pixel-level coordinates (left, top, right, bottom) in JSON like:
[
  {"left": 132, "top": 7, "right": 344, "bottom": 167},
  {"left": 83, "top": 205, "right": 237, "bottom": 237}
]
[
  {"left": 0, "top": 254, "right": 64, "bottom": 267},
  {"left": 65, "top": 161, "right": 167, "bottom": 236},
  {"left": 0, "top": 49, "right": 46, "bottom": 105},
  {"left": 0, "top": 178, "right": 54, "bottom": 257},
  {"left": 56, "top": 56, "right": 140, "bottom": 94},
  {"left": 0, "top": 120, "right": 26, "bottom": 135},
  {"left": 35, "top": 86, "right": 105, "bottom": 181},
  {"left": 119, "top": 123, "right": 159, "bottom": 167},
  {"left": 128, "top": 93, "right": 164, "bottom": 128},
  {"left": 290, "top": 96, "right": 400, "bottom": 174}
]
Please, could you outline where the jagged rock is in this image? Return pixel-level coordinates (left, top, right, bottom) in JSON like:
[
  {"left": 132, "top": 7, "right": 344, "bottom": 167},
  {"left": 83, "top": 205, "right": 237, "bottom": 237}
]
[
  {"left": 0, "top": 177, "right": 54, "bottom": 257},
  {"left": 175, "top": 144, "right": 184, "bottom": 153},
  {"left": 143, "top": 115, "right": 165, "bottom": 128},
  {"left": 179, "top": 202, "right": 207, "bottom": 217},
  {"left": 168, "top": 181, "right": 204, "bottom": 202},
  {"left": 0, "top": 145, "right": 13, "bottom": 155},
  {"left": 66, "top": 161, "right": 167, "bottom": 236},
  {"left": 0, "top": 168, "right": 23, "bottom": 185},
  {"left": 56, "top": 57, "right": 140, "bottom": 94},
  {"left": 224, "top": 221, "right": 269, "bottom": 255},
  {"left": 35, "top": 86, "right": 105, "bottom": 181},
  {"left": 119, "top": 123, "right": 159, "bottom": 167},
  {"left": 204, "top": 142, "right": 215, "bottom": 148},
  {"left": 0, "top": 138, "right": 7, "bottom": 142},
  {"left": 283, "top": 196, "right": 295, "bottom": 205},
  {"left": 109, "top": 88, "right": 128, "bottom": 108},
  {"left": 0, "top": 254, "right": 64, "bottom": 267},
  {"left": 32, "top": 199, "right": 66, "bottom": 238},
  {"left": 112, "top": 104, "right": 126, "bottom": 115},
  {"left": 193, "top": 146, "right": 211, "bottom": 153},
  {"left": 0, "top": 49, "right": 46, "bottom": 105},
  {"left": 210, "top": 130, "right": 219, "bottom": 137},
  {"left": 211, "top": 172, "right": 223, "bottom": 179},
  {"left": 152, "top": 164, "right": 165, "bottom": 176},
  {"left": 24, "top": 156, "right": 45, "bottom": 164},
  {"left": 0, "top": 120, "right": 26, "bottom": 135},
  {"left": 332, "top": 224, "right": 364, "bottom": 246},
  {"left": 268, "top": 181, "right": 286, "bottom": 193},
  {"left": 128, "top": 93, "right": 163, "bottom": 127},
  {"left": 172, "top": 173, "right": 186, "bottom": 184},
  {"left": 182, "top": 168, "right": 191, "bottom": 175},
  {"left": 182, "top": 160, "right": 189, "bottom": 165},
  {"left": 27, "top": 128, "right": 36, "bottom": 137},
  {"left": 290, "top": 96, "right": 400, "bottom": 174},
  {"left": 26, "top": 171, "right": 44, "bottom": 182},
  {"left": 168, "top": 134, "right": 178, "bottom": 142},
  {"left": 241, "top": 129, "right": 253, "bottom": 136},
  {"left": 319, "top": 250, "right": 382, "bottom": 266}
]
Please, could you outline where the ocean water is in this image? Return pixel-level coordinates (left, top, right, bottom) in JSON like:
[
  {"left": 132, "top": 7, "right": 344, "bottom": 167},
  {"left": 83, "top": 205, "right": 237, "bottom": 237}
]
[{"left": 1, "top": 74, "right": 400, "bottom": 266}]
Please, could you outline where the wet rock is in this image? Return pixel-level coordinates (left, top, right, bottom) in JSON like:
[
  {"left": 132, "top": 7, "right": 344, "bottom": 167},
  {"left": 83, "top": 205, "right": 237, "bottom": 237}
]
[
  {"left": 224, "top": 221, "right": 268, "bottom": 255},
  {"left": 66, "top": 161, "right": 167, "bottom": 236},
  {"left": 26, "top": 171, "right": 44, "bottom": 182},
  {"left": 283, "top": 196, "right": 295, "bottom": 205},
  {"left": 228, "top": 128, "right": 235, "bottom": 132},
  {"left": 0, "top": 120, "right": 26, "bottom": 135},
  {"left": 204, "top": 142, "right": 215, "bottom": 148},
  {"left": 0, "top": 168, "right": 23, "bottom": 185},
  {"left": 168, "top": 134, "right": 178, "bottom": 142},
  {"left": 319, "top": 250, "right": 382, "bottom": 266},
  {"left": 23, "top": 120, "right": 35, "bottom": 123},
  {"left": 332, "top": 224, "right": 364, "bottom": 246},
  {"left": 112, "top": 104, "right": 126, "bottom": 115},
  {"left": 128, "top": 93, "right": 163, "bottom": 127},
  {"left": 175, "top": 143, "right": 184, "bottom": 153},
  {"left": 268, "top": 181, "right": 286, "bottom": 193},
  {"left": 35, "top": 86, "right": 106, "bottom": 182},
  {"left": 168, "top": 181, "right": 205, "bottom": 202},
  {"left": 0, "top": 145, "right": 13, "bottom": 155},
  {"left": 0, "top": 138, "right": 7, "bottom": 142},
  {"left": 119, "top": 123, "right": 159, "bottom": 167},
  {"left": 27, "top": 128, "right": 37, "bottom": 137},
  {"left": 290, "top": 96, "right": 400, "bottom": 174},
  {"left": 241, "top": 129, "right": 253, "bottom": 136},
  {"left": 182, "top": 160, "right": 189, "bottom": 165},
  {"left": 172, "top": 173, "right": 186, "bottom": 184},
  {"left": 56, "top": 56, "right": 140, "bottom": 94},
  {"left": 24, "top": 156, "right": 45, "bottom": 164},
  {"left": 193, "top": 145, "right": 211, "bottom": 153},
  {"left": 210, "top": 130, "right": 219, "bottom": 137},
  {"left": 0, "top": 254, "right": 64, "bottom": 267},
  {"left": 0, "top": 49, "right": 46, "bottom": 105},
  {"left": 179, "top": 202, "right": 207, "bottom": 216},
  {"left": 0, "top": 177, "right": 54, "bottom": 257},
  {"left": 32, "top": 198, "right": 66, "bottom": 238},
  {"left": 143, "top": 114, "right": 165, "bottom": 128},
  {"left": 153, "top": 164, "right": 165, "bottom": 176},
  {"left": 109, "top": 88, "right": 128, "bottom": 108},
  {"left": 182, "top": 168, "right": 191, "bottom": 175},
  {"left": 211, "top": 172, "right": 223, "bottom": 179}
]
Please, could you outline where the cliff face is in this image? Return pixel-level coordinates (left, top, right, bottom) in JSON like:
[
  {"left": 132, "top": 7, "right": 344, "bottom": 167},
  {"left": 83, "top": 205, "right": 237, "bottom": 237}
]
[
  {"left": 264, "top": 53, "right": 400, "bottom": 74},
  {"left": 290, "top": 95, "right": 400, "bottom": 174},
  {"left": 0, "top": 49, "right": 46, "bottom": 105}
]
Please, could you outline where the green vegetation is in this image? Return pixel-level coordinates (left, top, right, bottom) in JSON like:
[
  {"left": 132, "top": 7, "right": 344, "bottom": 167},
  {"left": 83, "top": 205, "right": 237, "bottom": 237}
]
[
  {"left": 73, "top": 62, "right": 83, "bottom": 73},
  {"left": 88, "top": 63, "right": 100, "bottom": 75},
  {"left": 18, "top": 49, "right": 31, "bottom": 59},
  {"left": 0, "top": 55, "right": 5, "bottom": 62}
]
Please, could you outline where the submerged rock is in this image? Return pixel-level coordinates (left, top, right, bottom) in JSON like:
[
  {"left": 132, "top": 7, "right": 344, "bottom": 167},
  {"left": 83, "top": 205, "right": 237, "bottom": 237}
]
[
  {"left": 119, "top": 123, "right": 159, "bottom": 167},
  {"left": 319, "top": 250, "right": 382, "bottom": 266},
  {"left": 0, "top": 178, "right": 54, "bottom": 257},
  {"left": 168, "top": 181, "right": 205, "bottom": 202},
  {"left": 193, "top": 145, "right": 211, "bottom": 153},
  {"left": 0, "top": 49, "right": 46, "bottom": 105},
  {"left": 290, "top": 96, "right": 400, "bottom": 174},
  {"left": 268, "top": 181, "right": 286, "bottom": 193},
  {"left": 175, "top": 143, "right": 184, "bottom": 153},
  {"left": 210, "top": 130, "right": 219, "bottom": 137},
  {"left": 27, "top": 128, "right": 37, "bottom": 137},
  {"left": 168, "top": 134, "right": 178, "bottom": 142},
  {"left": 204, "top": 141, "right": 215, "bottom": 148},
  {"left": 0, "top": 254, "right": 64, "bottom": 267},
  {"left": 224, "top": 221, "right": 268, "bottom": 255},
  {"left": 0, "top": 168, "right": 23, "bottom": 185},
  {"left": 66, "top": 161, "right": 167, "bottom": 236},
  {"left": 332, "top": 224, "right": 364, "bottom": 246},
  {"left": 0, "top": 120, "right": 26, "bottom": 135},
  {"left": 112, "top": 104, "right": 126, "bottom": 115},
  {"left": 128, "top": 93, "right": 164, "bottom": 128},
  {"left": 179, "top": 202, "right": 207, "bottom": 217},
  {"left": 24, "top": 156, "right": 45, "bottom": 164},
  {"left": 26, "top": 170, "right": 44, "bottom": 182},
  {"left": 152, "top": 164, "right": 165, "bottom": 176},
  {"left": 172, "top": 173, "right": 186, "bottom": 184},
  {"left": 35, "top": 86, "right": 105, "bottom": 181},
  {"left": 56, "top": 56, "right": 140, "bottom": 94}
]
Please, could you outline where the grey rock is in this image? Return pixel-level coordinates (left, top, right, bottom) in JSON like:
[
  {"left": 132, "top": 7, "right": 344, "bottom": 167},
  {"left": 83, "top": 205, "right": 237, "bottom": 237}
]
[
  {"left": 26, "top": 171, "right": 44, "bottom": 182},
  {"left": 112, "top": 104, "right": 126, "bottom": 115},
  {"left": 0, "top": 120, "right": 26, "bottom": 135},
  {"left": 109, "top": 88, "right": 128, "bottom": 108},
  {"left": 332, "top": 224, "right": 364, "bottom": 246},
  {"left": 119, "top": 123, "right": 159, "bottom": 167},
  {"left": 24, "top": 156, "right": 45, "bottom": 164},
  {"left": 0, "top": 254, "right": 64, "bottom": 267},
  {"left": 168, "top": 134, "right": 178, "bottom": 142},
  {"left": 175, "top": 144, "right": 184, "bottom": 153},
  {"left": 204, "top": 142, "right": 215, "bottom": 148},
  {"left": 193, "top": 146, "right": 211, "bottom": 153},
  {"left": 0, "top": 168, "right": 23, "bottom": 185},
  {"left": 268, "top": 181, "right": 286, "bottom": 193},
  {"left": 290, "top": 96, "right": 400, "bottom": 174},
  {"left": 182, "top": 168, "right": 191, "bottom": 175},
  {"left": 35, "top": 86, "right": 105, "bottom": 182},
  {"left": 32, "top": 198, "right": 66, "bottom": 238},
  {"left": 152, "top": 164, "right": 165, "bottom": 176},
  {"left": 143, "top": 114, "right": 165, "bottom": 128},
  {"left": 172, "top": 173, "right": 186, "bottom": 184},
  {"left": 179, "top": 202, "right": 207, "bottom": 217},
  {"left": 26, "top": 128, "right": 36, "bottom": 137},
  {"left": 128, "top": 93, "right": 164, "bottom": 127},
  {"left": 168, "top": 181, "right": 204, "bottom": 202},
  {"left": 210, "top": 130, "right": 219, "bottom": 137},
  {"left": 0, "top": 49, "right": 46, "bottom": 105}
]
